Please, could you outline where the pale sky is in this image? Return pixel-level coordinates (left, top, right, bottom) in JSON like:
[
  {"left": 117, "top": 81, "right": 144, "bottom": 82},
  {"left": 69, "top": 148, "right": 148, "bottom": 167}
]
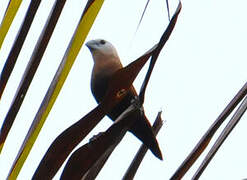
[{"left": 0, "top": 0, "right": 246, "bottom": 179}]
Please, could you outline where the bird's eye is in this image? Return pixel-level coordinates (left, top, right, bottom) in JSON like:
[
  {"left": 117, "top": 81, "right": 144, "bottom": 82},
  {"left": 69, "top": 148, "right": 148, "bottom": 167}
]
[{"left": 100, "top": 40, "right": 106, "bottom": 44}]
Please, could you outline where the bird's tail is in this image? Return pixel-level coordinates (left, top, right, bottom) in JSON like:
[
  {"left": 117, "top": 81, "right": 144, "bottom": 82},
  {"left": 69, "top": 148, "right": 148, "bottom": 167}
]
[{"left": 129, "top": 111, "right": 163, "bottom": 160}]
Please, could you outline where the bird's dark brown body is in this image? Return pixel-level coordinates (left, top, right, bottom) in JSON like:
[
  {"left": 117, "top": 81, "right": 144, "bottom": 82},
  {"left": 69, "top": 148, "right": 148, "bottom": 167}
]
[{"left": 87, "top": 39, "right": 162, "bottom": 160}]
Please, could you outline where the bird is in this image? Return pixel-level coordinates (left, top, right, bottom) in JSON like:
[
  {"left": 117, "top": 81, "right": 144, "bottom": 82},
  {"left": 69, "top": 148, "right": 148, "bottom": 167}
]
[{"left": 86, "top": 39, "right": 162, "bottom": 160}]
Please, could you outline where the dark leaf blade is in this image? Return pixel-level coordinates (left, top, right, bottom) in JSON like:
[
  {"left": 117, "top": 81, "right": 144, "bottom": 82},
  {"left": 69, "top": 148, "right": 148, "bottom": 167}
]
[
  {"left": 32, "top": 104, "right": 105, "bottom": 179},
  {"left": 0, "top": 0, "right": 66, "bottom": 154},
  {"left": 0, "top": 0, "right": 41, "bottom": 100},
  {"left": 192, "top": 95, "right": 247, "bottom": 179},
  {"left": 170, "top": 82, "right": 247, "bottom": 180},
  {"left": 139, "top": 2, "right": 182, "bottom": 104},
  {"left": 0, "top": 0, "right": 42, "bottom": 153}
]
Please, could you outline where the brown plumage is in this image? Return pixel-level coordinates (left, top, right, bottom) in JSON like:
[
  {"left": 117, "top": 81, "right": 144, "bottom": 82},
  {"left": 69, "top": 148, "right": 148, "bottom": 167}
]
[{"left": 86, "top": 39, "right": 162, "bottom": 160}]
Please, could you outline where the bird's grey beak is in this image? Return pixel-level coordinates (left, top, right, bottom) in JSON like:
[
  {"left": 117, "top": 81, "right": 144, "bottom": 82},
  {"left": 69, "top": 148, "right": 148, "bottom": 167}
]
[{"left": 86, "top": 40, "right": 96, "bottom": 51}]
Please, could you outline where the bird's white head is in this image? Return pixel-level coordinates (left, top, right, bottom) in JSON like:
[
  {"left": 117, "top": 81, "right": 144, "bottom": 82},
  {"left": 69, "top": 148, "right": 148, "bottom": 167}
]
[{"left": 86, "top": 39, "right": 119, "bottom": 62}]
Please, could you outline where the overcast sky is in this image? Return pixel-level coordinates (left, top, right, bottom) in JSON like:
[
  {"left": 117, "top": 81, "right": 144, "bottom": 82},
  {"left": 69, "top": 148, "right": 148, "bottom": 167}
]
[{"left": 0, "top": 0, "right": 246, "bottom": 179}]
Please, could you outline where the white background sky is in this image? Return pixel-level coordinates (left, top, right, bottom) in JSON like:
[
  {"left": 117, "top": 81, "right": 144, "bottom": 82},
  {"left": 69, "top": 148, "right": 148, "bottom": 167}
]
[{"left": 0, "top": 0, "right": 246, "bottom": 179}]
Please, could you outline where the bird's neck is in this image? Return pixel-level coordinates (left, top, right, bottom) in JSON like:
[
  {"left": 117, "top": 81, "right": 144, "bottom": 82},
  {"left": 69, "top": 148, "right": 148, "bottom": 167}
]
[{"left": 92, "top": 56, "right": 122, "bottom": 77}]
